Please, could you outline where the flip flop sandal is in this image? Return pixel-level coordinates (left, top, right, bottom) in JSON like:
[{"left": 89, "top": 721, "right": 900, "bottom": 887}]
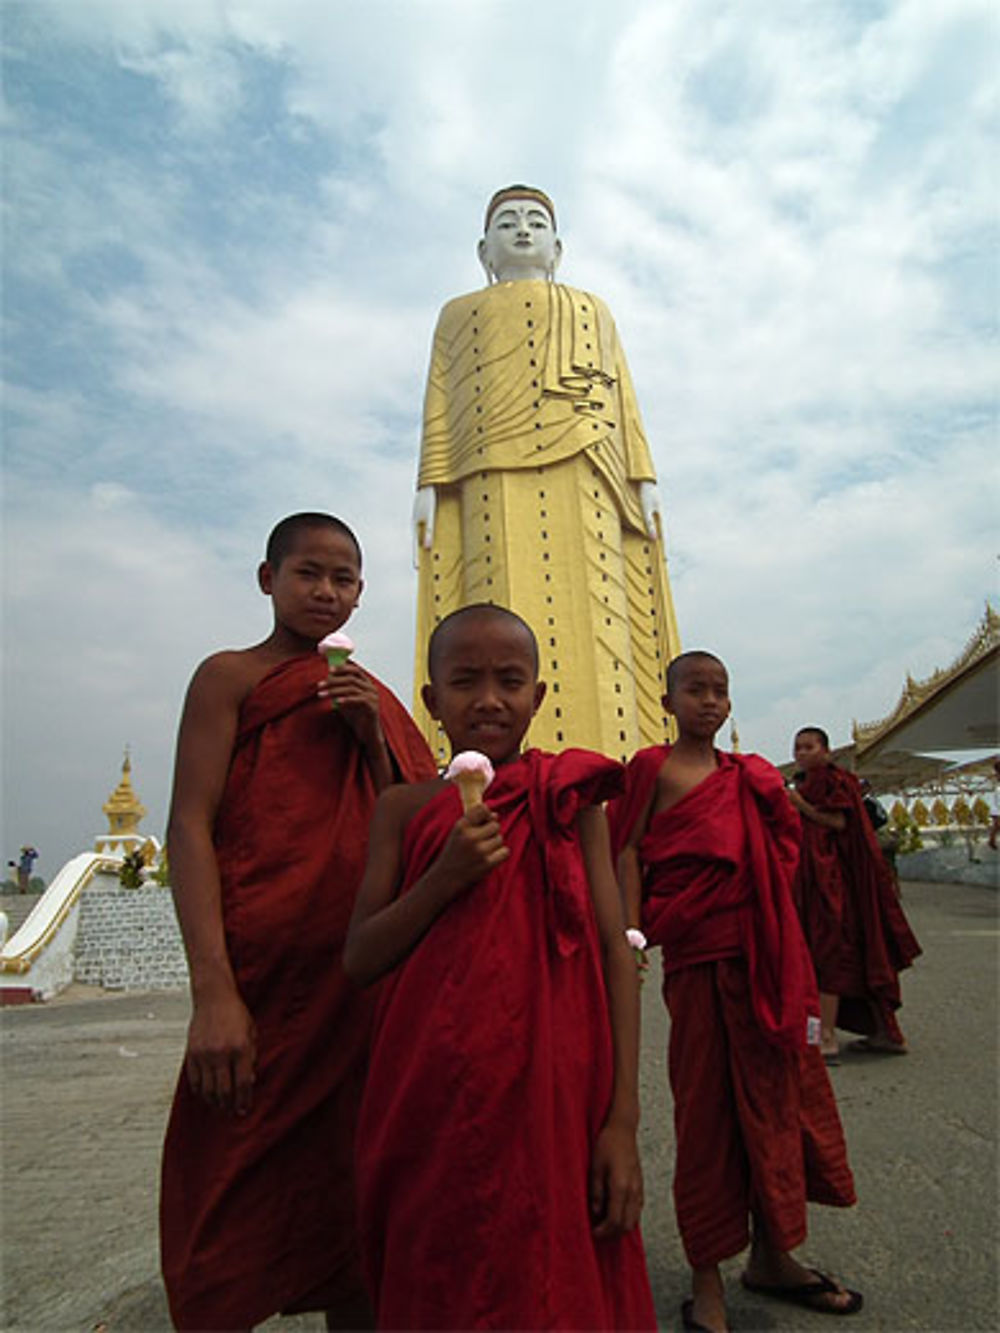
[
  {"left": 741, "top": 1268, "right": 863, "bottom": 1316},
  {"left": 681, "top": 1297, "right": 729, "bottom": 1331}
]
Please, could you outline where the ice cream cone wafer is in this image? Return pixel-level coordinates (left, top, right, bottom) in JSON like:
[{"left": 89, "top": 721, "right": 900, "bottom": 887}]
[{"left": 454, "top": 771, "right": 488, "bottom": 811}]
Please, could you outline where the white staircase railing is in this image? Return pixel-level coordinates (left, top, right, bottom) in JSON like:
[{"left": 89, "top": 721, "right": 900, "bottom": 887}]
[{"left": 0, "top": 853, "right": 121, "bottom": 976}]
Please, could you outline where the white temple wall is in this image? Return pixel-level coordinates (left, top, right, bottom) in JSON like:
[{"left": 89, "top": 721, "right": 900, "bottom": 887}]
[
  {"left": 73, "top": 884, "right": 188, "bottom": 992},
  {"left": 20, "top": 900, "right": 82, "bottom": 1001}
]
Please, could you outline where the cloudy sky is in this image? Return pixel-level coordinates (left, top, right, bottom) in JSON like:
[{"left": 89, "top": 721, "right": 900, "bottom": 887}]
[{"left": 3, "top": 0, "right": 997, "bottom": 878}]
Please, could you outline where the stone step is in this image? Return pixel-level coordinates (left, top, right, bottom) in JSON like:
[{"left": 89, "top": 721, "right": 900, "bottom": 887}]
[{"left": 0, "top": 894, "right": 42, "bottom": 939}]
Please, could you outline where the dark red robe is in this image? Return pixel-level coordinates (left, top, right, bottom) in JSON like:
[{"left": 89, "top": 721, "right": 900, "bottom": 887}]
[
  {"left": 160, "top": 655, "right": 436, "bottom": 1331},
  {"left": 609, "top": 747, "right": 855, "bottom": 1268},
  {"left": 356, "top": 749, "right": 658, "bottom": 1331},
  {"left": 794, "top": 763, "right": 921, "bottom": 1042}
]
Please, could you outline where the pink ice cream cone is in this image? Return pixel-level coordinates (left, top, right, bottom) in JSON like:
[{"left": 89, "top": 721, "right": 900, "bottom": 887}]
[
  {"left": 318, "top": 631, "right": 355, "bottom": 710},
  {"left": 318, "top": 631, "right": 355, "bottom": 670},
  {"left": 444, "top": 750, "right": 495, "bottom": 811}
]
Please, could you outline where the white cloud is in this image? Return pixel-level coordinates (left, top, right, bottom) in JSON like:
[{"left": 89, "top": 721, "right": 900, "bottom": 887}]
[
  {"left": 108, "top": 283, "right": 428, "bottom": 449},
  {"left": 116, "top": 43, "right": 246, "bottom": 132}
]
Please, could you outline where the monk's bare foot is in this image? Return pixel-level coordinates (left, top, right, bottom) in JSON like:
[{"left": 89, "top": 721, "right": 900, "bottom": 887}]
[{"left": 684, "top": 1267, "right": 728, "bottom": 1332}]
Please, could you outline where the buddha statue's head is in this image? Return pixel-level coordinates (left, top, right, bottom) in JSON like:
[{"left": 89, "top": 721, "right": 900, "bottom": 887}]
[{"left": 478, "top": 185, "right": 562, "bottom": 284}]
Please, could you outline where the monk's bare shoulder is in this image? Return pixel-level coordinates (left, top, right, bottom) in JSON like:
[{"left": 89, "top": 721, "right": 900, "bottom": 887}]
[
  {"left": 652, "top": 749, "right": 686, "bottom": 812},
  {"left": 186, "top": 645, "right": 283, "bottom": 711},
  {"left": 170, "top": 646, "right": 292, "bottom": 819},
  {"left": 375, "top": 777, "right": 448, "bottom": 832}
]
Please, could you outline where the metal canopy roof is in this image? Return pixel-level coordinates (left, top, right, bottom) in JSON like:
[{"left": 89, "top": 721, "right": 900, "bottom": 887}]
[{"left": 777, "top": 744, "right": 954, "bottom": 792}]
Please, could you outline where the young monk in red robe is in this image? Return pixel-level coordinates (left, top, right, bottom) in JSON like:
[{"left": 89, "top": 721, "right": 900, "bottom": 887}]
[
  {"left": 790, "top": 726, "right": 921, "bottom": 1061},
  {"left": 344, "top": 604, "right": 657, "bottom": 1331},
  {"left": 160, "top": 513, "right": 436, "bottom": 1331},
  {"left": 610, "top": 652, "right": 860, "bottom": 1333}
]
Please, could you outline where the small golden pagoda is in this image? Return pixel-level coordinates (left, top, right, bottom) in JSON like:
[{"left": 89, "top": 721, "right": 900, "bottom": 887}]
[{"left": 94, "top": 749, "right": 150, "bottom": 859}]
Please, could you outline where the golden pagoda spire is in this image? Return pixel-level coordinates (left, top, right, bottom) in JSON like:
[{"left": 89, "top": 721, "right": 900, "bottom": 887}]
[{"left": 101, "top": 747, "right": 147, "bottom": 837}]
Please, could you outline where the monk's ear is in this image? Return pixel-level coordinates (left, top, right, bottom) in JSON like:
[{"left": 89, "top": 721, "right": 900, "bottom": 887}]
[
  {"left": 660, "top": 692, "right": 672, "bottom": 715},
  {"left": 355, "top": 577, "right": 364, "bottom": 608},
  {"left": 257, "top": 560, "right": 274, "bottom": 595},
  {"left": 531, "top": 681, "right": 547, "bottom": 715},
  {"left": 421, "top": 682, "right": 439, "bottom": 719}
]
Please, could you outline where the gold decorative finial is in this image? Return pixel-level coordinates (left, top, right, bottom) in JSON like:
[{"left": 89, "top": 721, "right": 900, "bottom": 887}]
[{"left": 102, "top": 748, "right": 147, "bottom": 836}]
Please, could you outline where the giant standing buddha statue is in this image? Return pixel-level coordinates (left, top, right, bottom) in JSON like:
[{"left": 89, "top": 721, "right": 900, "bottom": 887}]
[{"left": 413, "top": 185, "right": 681, "bottom": 762}]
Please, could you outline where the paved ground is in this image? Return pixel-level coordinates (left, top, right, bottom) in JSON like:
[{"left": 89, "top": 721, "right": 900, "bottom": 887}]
[{"left": 1, "top": 879, "right": 996, "bottom": 1332}]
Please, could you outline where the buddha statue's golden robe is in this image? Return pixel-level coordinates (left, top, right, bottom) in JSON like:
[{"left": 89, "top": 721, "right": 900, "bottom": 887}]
[{"left": 414, "top": 278, "right": 681, "bottom": 763}]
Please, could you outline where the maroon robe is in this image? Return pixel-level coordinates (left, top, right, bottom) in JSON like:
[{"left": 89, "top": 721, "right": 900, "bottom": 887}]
[
  {"left": 160, "top": 655, "right": 436, "bottom": 1331},
  {"left": 356, "top": 749, "right": 658, "bottom": 1331},
  {"left": 794, "top": 763, "right": 921, "bottom": 1041},
  {"left": 610, "top": 747, "right": 855, "bottom": 1268}
]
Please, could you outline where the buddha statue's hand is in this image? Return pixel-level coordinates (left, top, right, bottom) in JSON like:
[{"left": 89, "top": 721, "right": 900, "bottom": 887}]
[
  {"left": 638, "top": 481, "right": 662, "bottom": 540},
  {"left": 412, "top": 485, "right": 436, "bottom": 564}
]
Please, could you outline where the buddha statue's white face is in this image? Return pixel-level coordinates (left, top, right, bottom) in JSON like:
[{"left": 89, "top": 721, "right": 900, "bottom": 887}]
[{"left": 478, "top": 198, "right": 562, "bottom": 283}]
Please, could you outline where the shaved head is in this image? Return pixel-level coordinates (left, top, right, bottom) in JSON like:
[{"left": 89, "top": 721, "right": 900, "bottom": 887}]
[
  {"left": 427, "top": 604, "right": 539, "bottom": 681},
  {"left": 665, "top": 650, "right": 727, "bottom": 696},
  {"left": 795, "top": 725, "right": 831, "bottom": 751},
  {"left": 265, "top": 512, "right": 361, "bottom": 569}
]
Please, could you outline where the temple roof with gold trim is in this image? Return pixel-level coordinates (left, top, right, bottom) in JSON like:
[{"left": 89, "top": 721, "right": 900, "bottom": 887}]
[
  {"left": 852, "top": 603, "right": 998, "bottom": 759},
  {"left": 777, "top": 604, "right": 998, "bottom": 794}
]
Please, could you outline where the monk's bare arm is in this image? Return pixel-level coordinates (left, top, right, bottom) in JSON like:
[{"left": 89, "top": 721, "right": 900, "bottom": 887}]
[
  {"left": 578, "top": 805, "right": 644, "bottom": 1237},
  {"left": 788, "top": 788, "right": 847, "bottom": 831},
  {"left": 616, "top": 774, "right": 654, "bottom": 934},
  {"left": 617, "top": 844, "right": 644, "bottom": 932},
  {"left": 166, "top": 653, "right": 256, "bottom": 1115},
  {"left": 616, "top": 785, "right": 653, "bottom": 931},
  {"left": 343, "top": 790, "right": 508, "bottom": 987},
  {"left": 616, "top": 840, "right": 651, "bottom": 986}
]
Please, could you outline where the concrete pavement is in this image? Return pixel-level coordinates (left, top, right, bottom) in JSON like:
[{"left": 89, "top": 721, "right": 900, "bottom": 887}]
[{"left": 1, "top": 879, "right": 996, "bottom": 1331}]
